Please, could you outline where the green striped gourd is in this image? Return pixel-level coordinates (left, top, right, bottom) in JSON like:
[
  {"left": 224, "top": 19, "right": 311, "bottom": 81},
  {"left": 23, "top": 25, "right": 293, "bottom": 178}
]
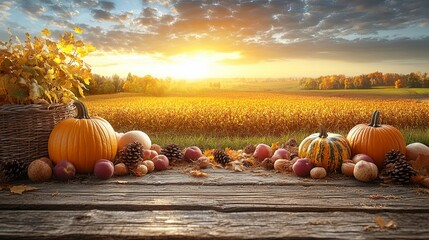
[{"left": 298, "top": 126, "right": 351, "bottom": 172}]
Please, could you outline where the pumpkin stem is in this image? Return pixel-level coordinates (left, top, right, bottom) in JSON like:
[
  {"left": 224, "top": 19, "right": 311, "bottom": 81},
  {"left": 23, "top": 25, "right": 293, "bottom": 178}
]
[
  {"left": 319, "top": 125, "right": 328, "bottom": 138},
  {"left": 73, "top": 100, "right": 91, "bottom": 119},
  {"left": 368, "top": 110, "right": 381, "bottom": 127}
]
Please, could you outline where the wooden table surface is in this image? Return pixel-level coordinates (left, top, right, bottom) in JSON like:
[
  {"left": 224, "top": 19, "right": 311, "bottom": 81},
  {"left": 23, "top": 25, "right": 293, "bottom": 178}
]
[{"left": 1, "top": 167, "right": 429, "bottom": 239}]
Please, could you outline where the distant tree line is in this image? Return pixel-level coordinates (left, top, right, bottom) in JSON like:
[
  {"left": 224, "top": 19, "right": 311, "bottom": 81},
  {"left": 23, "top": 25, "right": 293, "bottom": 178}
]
[
  {"left": 299, "top": 72, "right": 429, "bottom": 90},
  {"left": 86, "top": 73, "right": 171, "bottom": 96}
]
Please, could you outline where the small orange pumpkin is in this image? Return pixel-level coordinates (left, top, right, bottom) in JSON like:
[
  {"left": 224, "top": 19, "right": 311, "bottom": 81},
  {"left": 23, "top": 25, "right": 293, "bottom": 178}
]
[
  {"left": 48, "top": 100, "right": 117, "bottom": 173},
  {"left": 347, "top": 110, "right": 406, "bottom": 169}
]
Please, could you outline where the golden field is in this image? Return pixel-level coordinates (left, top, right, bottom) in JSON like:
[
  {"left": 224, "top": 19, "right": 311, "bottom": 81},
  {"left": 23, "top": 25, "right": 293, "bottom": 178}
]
[{"left": 82, "top": 91, "right": 429, "bottom": 146}]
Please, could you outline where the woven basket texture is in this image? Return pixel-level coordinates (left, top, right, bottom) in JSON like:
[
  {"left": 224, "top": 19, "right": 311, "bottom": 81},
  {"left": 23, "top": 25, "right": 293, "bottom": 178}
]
[{"left": 0, "top": 103, "right": 76, "bottom": 166}]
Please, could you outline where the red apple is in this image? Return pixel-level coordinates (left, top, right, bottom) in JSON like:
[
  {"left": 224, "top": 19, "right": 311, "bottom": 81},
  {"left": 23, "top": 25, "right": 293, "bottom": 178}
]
[
  {"left": 143, "top": 150, "right": 158, "bottom": 160},
  {"left": 271, "top": 148, "right": 291, "bottom": 161},
  {"left": 53, "top": 160, "right": 76, "bottom": 181},
  {"left": 253, "top": 144, "right": 273, "bottom": 162},
  {"left": 352, "top": 154, "right": 374, "bottom": 164},
  {"left": 94, "top": 159, "right": 114, "bottom": 180},
  {"left": 184, "top": 146, "right": 203, "bottom": 162},
  {"left": 292, "top": 158, "right": 313, "bottom": 177},
  {"left": 152, "top": 155, "right": 169, "bottom": 171}
]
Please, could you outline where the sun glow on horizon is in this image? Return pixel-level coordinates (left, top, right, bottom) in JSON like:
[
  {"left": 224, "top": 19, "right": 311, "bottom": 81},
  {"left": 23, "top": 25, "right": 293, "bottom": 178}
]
[{"left": 86, "top": 51, "right": 241, "bottom": 80}]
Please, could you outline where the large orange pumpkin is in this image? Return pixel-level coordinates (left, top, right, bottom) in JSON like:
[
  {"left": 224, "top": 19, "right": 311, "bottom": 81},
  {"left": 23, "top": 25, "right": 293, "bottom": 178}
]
[
  {"left": 346, "top": 110, "right": 406, "bottom": 169},
  {"left": 48, "top": 100, "right": 117, "bottom": 173}
]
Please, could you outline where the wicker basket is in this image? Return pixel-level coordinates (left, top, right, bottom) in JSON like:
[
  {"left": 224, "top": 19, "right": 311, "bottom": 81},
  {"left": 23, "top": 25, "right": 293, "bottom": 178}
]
[{"left": 0, "top": 103, "right": 76, "bottom": 166}]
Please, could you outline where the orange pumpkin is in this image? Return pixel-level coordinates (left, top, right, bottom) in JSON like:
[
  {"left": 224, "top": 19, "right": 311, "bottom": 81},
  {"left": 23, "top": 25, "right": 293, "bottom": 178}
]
[
  {"left": 346, "top": 110, "right": 406, "bottom": 169},
  {"left": 48, "top": 100, "right": 117, "bottom": 173}
]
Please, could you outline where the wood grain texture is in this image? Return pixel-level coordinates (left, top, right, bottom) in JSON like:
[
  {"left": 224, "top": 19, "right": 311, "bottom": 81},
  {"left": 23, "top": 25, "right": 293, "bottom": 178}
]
[
  {"left": 1, "top": 210, "right": 428, "bottom": 239},
  {"left": 1, "top": 169, "right": 428, "bottom": 239}
]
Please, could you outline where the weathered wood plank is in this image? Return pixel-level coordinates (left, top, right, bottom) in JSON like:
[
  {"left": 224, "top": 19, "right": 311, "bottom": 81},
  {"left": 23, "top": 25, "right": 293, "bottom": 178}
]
[
  {"left": 0, "top": 210, "right": 428, "bottom": 239},
  {"left": 10, "top": 168, "right": 385, "bottom": 186},
  {"left": 1, "top": 182, "right": 427, "bottom": 213}
]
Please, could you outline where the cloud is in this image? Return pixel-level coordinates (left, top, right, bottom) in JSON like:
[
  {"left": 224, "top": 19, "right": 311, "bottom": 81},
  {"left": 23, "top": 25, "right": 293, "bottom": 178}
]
[
  {"left": 91, "top": 9, "right": 113, "bottom": 21},
  {"left": 49, "top": 4, "right": 79, "bottom": 19},
  {"left": 18, "top": 1, "right": 48, "bottom": 19},
  {"left": 91, "top": 8, "right": 132, "bottom": 22},
  {"left": 99, "top": 1, "right": 115, "bottom": 11},
  {"left": 72, "top": 0, "right": 98, "bottom": 8},
  {"left": 0, "top": 1, "right": 14, "bottom": 20},
  {"left": 4, "top": 0, "right": 429, "bottom": 65}
]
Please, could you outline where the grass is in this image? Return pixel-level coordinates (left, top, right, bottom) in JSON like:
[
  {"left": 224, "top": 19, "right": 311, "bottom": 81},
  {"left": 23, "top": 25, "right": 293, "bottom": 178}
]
[
  {"left": 151, "top": 128, "right": 429, "bottom": 150},
  {"left": 150, "top": 131, "right": 310, "bottom": 150}
]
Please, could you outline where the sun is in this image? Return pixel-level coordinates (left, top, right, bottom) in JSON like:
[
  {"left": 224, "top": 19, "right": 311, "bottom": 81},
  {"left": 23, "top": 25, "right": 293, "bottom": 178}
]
[
  {"left": 86, "top": 51, "right": 241, "bottom": 79},
  {"left": 169, "top": 54, "right": 211, "bottom": 80},
  {"left": 174, "top": 60, "right": 210, "bottom": 79}
]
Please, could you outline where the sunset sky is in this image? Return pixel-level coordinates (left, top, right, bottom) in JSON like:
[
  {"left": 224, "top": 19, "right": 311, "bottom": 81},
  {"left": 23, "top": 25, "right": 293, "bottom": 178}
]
[{"left": 1, "top": 0, "right": 429, "bottom": 79}]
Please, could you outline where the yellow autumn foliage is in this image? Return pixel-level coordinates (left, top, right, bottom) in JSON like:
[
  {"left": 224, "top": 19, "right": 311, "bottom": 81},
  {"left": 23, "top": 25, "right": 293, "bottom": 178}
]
[{"left": 0, "top": 28, "right": 95, "bottom": 104}]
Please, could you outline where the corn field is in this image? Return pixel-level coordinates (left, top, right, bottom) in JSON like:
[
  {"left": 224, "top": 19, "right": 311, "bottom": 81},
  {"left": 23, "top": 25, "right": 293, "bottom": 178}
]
[{"left": 82, "top": 92, "right": 429, "bottom": 137}]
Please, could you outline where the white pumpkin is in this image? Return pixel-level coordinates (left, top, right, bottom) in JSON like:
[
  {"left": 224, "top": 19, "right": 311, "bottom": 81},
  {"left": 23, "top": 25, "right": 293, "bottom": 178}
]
[
  {"left": 117, "top": 130, "right": 151, "bottom": 150},
  {"left": 406, "top": 143, "right": 429, "bottom": 161}
]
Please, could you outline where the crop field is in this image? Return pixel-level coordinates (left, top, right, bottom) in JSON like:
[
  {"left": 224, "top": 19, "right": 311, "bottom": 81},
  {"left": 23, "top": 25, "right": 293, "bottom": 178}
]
[{"left": 82, "top": 91, "right": 429, "bottom": 148}]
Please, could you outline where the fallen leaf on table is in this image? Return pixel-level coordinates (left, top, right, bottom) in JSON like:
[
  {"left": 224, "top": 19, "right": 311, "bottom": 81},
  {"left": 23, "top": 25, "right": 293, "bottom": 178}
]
[
  {"left": 229, "top": 160, "right": 245, "bottom": 172},
  {"left": 376, "top": 216, "right": 397, "bottom": 230},
  {"left": 411, "top": 154, "right": 429, "bottom": 176},
  {"left": 210, "top": 162, "right": 223, "bottom": 169},
  {"left": 10, "top": 185, "right": 38, "bottom": 194},
  {"left": 189, "top": 170, "right": 208, "bottom": 177},
  {"left": 225, "top": 148, "right": 240, "bottom": 161}
]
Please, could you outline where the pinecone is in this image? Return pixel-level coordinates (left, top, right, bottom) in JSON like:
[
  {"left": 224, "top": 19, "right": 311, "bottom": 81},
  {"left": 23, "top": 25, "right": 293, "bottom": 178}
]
[
  {"left": 0, "top": 160, "right": 28, "bottom": 183},
  {"left": 161, "top": 144, "right": 183, "bottom": 162},
  {"left": 213, "top": 149, "right": 231, "bottom": 165},
  {"left": 243, "top": 144, "right": 256, "bottom": 155},
  {"left": 118, "top": 141, "right": 144, "bottom": 168},
  {"left": 381, "top": 150, "right": 416, "bottom": 184}
]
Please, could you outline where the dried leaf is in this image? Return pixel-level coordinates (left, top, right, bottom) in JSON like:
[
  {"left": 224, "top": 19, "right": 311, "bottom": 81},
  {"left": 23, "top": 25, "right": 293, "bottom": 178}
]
[
  {"left": 74, "top": 27, "right": 83, "bottom": 34},
  {"left": 385, "top": 220, "right": 397, "bottom": 229},
  {"left": 375, "top": 216, "right": 385, "bottom": 227},
  {"left": 189, "top": 170, "right": 208, "bottom": 177},
  {"left": 41, "top": 28, "right": 51, "bottom": 36},
  {"left": 226, "top": 160, "right": 244, "bottom": 172},
  {"left": 375, "top": 216, "right": 397, "bottom": 229},
  {"left": 10, "top": 185, "right": 38, "bottom": 194},
  {"left": 29, "top": 82, "right": 42, "bottom": 101},
  {"left": 203, "top": 149, "right": 214, "bottom": 157},
  {"left": 225, "top": 148, "right": 241, "bottom": 160},
  {"left": 271, "top": 142, "right": 280, "bottom": 151},
  {"left": 411, "top": 154, "right": 429, "bottom": 177}
]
